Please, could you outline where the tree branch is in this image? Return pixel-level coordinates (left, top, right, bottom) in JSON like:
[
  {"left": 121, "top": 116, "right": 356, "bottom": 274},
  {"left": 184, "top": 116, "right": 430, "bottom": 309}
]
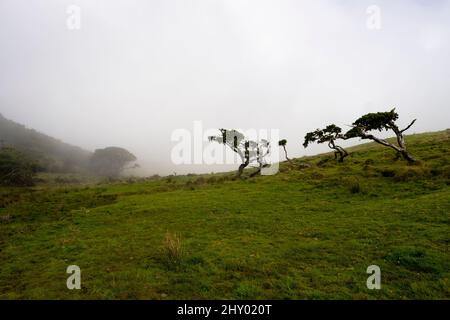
[
  {"left": 363, "top": 133, "right": 402, "bottom": 152},
  {"left": 400, "top": 119, "right": 417, "bottom": 133}
]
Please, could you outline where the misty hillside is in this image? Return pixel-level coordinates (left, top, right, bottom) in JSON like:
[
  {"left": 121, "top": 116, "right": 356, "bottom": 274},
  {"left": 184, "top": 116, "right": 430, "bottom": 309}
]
[
  {"left": 0, "top": 130, "right": 449, "bottom": 299},
  {"left": 0, "top": 113, "right": 91, "bottom": 172}
]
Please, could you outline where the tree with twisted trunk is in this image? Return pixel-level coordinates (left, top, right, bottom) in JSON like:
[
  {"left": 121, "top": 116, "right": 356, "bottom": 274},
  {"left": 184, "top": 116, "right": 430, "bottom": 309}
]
[
  {"left": 208, "top": 129, "right": 270, "bottom": 177},
  {"left": 249, "top": 139, "right": 271, "bottom": 177},
  {"left": 278, "top": 139, "right": 293, "bottom": 165},
  {"left": 345, "top": 108, "right": 416, "bottom": 163},
  {"left": 303, "top": 124, "right": 349, "bottom": 162}
]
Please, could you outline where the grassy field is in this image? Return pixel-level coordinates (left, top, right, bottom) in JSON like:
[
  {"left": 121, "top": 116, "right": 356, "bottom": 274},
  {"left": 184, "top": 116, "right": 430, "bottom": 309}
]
[{"left": 0, "top": 130, "right": 449, "bottom": 299}]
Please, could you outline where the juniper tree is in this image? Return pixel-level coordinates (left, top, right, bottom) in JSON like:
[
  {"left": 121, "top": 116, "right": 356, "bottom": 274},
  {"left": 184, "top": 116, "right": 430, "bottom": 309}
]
[
  {"left": 208, "top": 129, "right": 270, "bottom": 177},
  {"left": 303, "top": 124, "right": 349, "bottom": 162},
  {"left": 209, "top": 129, "right": 249, "bottom": 177},
  {"left": 249, "top": 139, "right": 271, "bottom": 177},
  {"left": 278, "top": 139, "right": 293, "bottom": 165},
  {"left": 345, "top": 109, "right": 416, "bottom": 163},
  {"left": 89, "top": 147, "right": 137, "bottom": 177}
]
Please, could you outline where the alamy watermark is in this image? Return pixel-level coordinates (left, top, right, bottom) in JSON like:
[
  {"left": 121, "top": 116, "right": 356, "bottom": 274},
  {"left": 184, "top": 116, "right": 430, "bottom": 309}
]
[
  {"left": 171, "top": 121, "right": 280, "bottom": 175},
  {"left": 366, "top": 5, "right": 382, "bottom": 31},
  {"left": 66, "top": 5, "right": 81, "bottom": 30},
  {"left": 366, "top": 265, "right": 381, "bottom": 290},
  {"left": 66, "top": 265, "right": 81, "bottom": 290}
]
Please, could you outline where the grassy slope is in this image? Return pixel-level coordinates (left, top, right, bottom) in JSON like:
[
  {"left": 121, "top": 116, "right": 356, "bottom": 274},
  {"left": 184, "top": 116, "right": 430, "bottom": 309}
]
[{"left": 0, "top": 130, "right": 449, "bottom": 299}]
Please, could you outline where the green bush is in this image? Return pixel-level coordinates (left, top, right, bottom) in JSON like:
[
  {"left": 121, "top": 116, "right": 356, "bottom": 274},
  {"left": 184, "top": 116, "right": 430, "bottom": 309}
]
[
  {"left": 349, "top": 182, "right": 361, "bottom": 193},
  {"left": 379, "top": 168, "right": 396, "bottom": 177},
  {"left": 0, "top": 147, "right": 38, "bottom": 186},
  {"left": 394, "top": 166, "right": 430, "bottom": 182},
  {"left": 342, "top": 177, "right": 366, "bottom": 194}
]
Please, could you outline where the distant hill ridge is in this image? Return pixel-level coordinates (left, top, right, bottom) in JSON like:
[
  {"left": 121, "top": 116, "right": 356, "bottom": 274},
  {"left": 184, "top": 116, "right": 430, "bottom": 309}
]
[{"left": 0, "top": 113, "right": 92, "bottom": 172}]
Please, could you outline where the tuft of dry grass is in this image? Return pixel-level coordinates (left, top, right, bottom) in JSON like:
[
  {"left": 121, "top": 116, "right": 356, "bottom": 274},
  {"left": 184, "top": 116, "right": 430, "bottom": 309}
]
[{"left": 162, "top": 231, "right": 184, "bottom": 267}]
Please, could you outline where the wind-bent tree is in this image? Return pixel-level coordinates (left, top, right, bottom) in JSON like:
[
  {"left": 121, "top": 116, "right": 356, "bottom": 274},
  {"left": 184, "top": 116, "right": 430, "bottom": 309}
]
[
  {"left": 345, "top": 109, "right": 416, "bottom": 163},
  {"left": 89, "top": 147, "right": 137, "bottom": 177},
  {"left": 303, "top": 124, "right": 349, "bottom": 162},
  {"left": 278, "top": 139, "right": 293, "bottom": 165},
  {"left": 249, "top": 139, "right": 271, "bottom": 177},
  {"left": 209, "top": 129, "right": 248, "bottom": 177},
  {"left": 208, "top": 129, "right": 270, "bottom": 177}
]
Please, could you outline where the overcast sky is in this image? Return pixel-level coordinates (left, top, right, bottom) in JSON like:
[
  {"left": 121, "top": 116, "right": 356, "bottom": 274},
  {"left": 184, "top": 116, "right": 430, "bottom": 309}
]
[{"left": 0, "top": 0, "right": 449, "bottom": 175}]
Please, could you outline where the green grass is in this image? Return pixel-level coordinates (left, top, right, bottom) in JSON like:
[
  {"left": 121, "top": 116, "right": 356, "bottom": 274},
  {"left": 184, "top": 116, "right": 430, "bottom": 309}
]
[{"left": 0, "top": 130, "right": 449, "bottom": 299}]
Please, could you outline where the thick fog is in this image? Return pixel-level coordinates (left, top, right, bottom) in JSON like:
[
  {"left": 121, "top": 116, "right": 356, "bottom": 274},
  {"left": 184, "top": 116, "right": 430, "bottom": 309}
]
[{"left": 1, "top": 0, "right": 449, "bottom": 175}]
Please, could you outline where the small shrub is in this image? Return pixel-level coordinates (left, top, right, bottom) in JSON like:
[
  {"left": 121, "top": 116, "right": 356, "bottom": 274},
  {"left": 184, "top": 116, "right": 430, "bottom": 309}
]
[
  {"left": 125, "top": 177, "right": 138, "bottom": 184},
  {"left": 362, "top": 164, "right": 378, "bottom": 177},
  {"left": 430, "top": 168, "right": 441, "bottom": 176},
  {"left": 185, "top": 180, "right": 195, "bottom": 190},
  {"left": 195, "top": 177, "right": 206, "bottom": 185},
  {"left": 342, "top": 177, "right": 366, "bottom": 194},
  {"left": 394, "top": 166, "right": 429, "bottom": 182},
  {"left": 348, "top": 179, "right": 362, "bottom": 194},
  {"left": 206, "top": 176, "right": 217, "bottom": 184},
  {"left": 162, "top": 232, "right": 184, "bottom": 267},
  {"left": 379, "top": 168, "right": 396, "bottom": 177},
  {"left": 0, "top": 147, "right": 38, "bottom": 186}
]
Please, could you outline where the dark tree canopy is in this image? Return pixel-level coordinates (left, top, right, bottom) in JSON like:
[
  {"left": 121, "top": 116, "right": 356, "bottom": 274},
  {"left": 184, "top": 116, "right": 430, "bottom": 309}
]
[
  {"left": 345, "top": 109, "right": 398, "bottom": 139},
  {"left": 89, "top": 147, "right": 137, "bottom": 177},
  {"left": 345, "top": 108, "right": 417, "bottom": 162},
  {"left": 303, "top": 124, "right": 349, "bottom": 162},
  {"left": 303, "top": 124, "right": 343, "bottom": 148}
]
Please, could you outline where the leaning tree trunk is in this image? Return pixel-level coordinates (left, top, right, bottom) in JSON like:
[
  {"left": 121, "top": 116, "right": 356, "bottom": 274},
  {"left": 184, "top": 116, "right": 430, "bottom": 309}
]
[
  {"left": 328, "top": 140, "right": 348, "bottom": 162},
  {"left": 237, "top": 147, "right": 250, "bottom": 177},
  {"left": 282, "top": 145, "right": 293, "bottom": 165},
  {"left": 399, "top": 149, "right": 416, "bottom": 163},
  {"left": 390, "top": 122, "right": 416, "bottom": 163},
  {"left": 249, "top": 167, "right": 261, "bottom": 177},
  {"left": 336, "top": 146, "right": 348, "bottom": 162},
  {"left": 250, "top": 145, "right": 263, "bottom": 177},
  {"left": 237, "top": 162, "right": 248, "bottom": 177},
  {"left": 363, "top": 131, "right": 416, "bottom": 163}
]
